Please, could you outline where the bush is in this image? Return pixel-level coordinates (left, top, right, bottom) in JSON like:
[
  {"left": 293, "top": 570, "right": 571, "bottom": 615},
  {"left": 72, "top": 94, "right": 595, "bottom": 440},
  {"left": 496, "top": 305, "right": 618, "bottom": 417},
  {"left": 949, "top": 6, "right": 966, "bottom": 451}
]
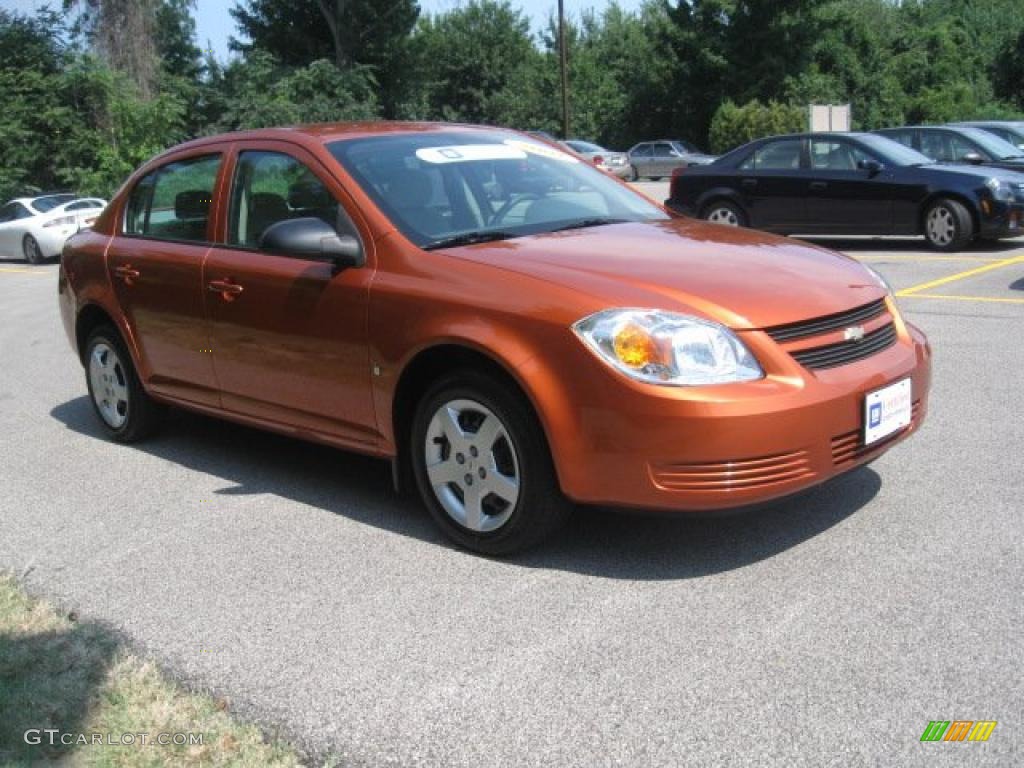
[{"left": 708, "top": 100, "right": 806, "bottom": 154}]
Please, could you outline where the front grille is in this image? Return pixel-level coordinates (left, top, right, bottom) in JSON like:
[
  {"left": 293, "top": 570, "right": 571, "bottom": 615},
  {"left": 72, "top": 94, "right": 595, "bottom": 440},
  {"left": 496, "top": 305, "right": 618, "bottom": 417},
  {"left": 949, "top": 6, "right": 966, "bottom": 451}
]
[
  {"left": 790, "top": 322, "right": 898, "bottom": 370},
  {"left": 765, "top": 299, "right": 887, "bottom": 342},
  {"left": 831, "top": 399, "right": 921, "bottom": 466},
  {"left": 650, "top": 450, "right": 814, "bottom": 492}
]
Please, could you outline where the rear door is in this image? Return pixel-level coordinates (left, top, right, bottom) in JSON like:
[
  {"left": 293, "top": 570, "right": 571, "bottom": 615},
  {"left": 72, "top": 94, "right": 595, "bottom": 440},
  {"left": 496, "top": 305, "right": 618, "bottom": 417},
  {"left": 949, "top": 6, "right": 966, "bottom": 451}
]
[
  {"left": 804, "top": 137, "right": 893, "bottom": 233},
  {"left": 202, "top": 141, "right": 378, "bottom": 449},
  {"left": 107, "top": 150, "right": 224, "bottom": 406},
  {"left": 631, "top": 144, "right": 653, "bottom": 176},
  {"left": 651, "top": 142, "right": 678, "bottom": 177},
  {"left": 736, "top": 138, "right": 808, "bottom": 231}
]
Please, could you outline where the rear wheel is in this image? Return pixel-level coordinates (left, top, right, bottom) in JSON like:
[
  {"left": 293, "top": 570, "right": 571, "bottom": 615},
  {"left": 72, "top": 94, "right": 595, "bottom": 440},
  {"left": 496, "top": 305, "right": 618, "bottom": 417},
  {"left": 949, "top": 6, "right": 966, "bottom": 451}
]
[
  {"left": 701, "top": 200, "right": 747, "bottom": 228},
  {"left": 84, "top": 326, "right": 163, "bottom": 442},
  {"left": 923, "top": 198, "right": 973, "bottom": 252},
  {"left": 411, "top": 370, "right": 571, "bottom": 555},
  {"left": 23, "top": 235, "right": 45, "bottom": 264}
]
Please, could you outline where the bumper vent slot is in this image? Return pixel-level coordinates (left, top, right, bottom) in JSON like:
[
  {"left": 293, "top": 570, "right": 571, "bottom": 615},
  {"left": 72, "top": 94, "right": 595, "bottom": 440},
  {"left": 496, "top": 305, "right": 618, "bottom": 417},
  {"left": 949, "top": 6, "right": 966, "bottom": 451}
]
[
  {"left": 651, "top": 450, "right": 814, "bottom": 492},
  {"left": 831, "top": 399, "right": 921, "bottom": 466},
  {"left": 791, "top": 322, "right": 897, "bottom": 370},
  {"left": 765, "top": 299, "right": 887, "bottom": 343}
]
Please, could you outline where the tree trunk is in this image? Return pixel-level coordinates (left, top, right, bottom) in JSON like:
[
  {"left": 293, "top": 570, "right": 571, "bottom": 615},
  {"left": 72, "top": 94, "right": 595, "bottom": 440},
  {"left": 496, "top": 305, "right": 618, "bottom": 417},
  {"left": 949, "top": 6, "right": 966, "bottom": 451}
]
[{"left": 316, "top": 0, "right": 347, "bottom": 69}]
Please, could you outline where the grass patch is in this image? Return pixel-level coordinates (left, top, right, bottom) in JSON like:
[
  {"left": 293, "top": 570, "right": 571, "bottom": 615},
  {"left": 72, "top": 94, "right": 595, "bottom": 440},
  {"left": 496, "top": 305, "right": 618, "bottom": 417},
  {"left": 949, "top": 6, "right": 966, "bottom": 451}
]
[{"left": 0, "top": 571, "right": 308, "bottom": 766}]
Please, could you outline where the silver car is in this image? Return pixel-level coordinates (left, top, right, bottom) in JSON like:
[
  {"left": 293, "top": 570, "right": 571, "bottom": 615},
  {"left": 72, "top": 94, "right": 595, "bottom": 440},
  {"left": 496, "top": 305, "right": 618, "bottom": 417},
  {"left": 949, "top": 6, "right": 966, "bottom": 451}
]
[
  {"left": 626, "top": 140, "right": 716, "bottom": 181},
  {"left": 562, "top": 140, "right": 631, "bottom": 178}
]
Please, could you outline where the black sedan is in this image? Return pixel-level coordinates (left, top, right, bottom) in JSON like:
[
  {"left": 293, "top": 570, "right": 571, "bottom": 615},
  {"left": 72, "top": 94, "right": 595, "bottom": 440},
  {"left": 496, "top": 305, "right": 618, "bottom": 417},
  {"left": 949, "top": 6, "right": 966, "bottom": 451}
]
[
  {"left": 873, "top": 125, "right": 1024, "bottom": 173},
  {"left": 665, "top": 132, "right": 1024, "bottom": 251}
]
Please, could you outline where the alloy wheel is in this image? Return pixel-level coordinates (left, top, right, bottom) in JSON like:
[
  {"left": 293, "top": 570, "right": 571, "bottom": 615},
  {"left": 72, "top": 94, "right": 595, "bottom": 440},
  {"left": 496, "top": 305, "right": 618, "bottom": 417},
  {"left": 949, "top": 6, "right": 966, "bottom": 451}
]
[
  {"left": 707, "top": 207, "right": 740, "bottom": 226},
  {"left": 926, "top": 206, "right": 956, "bottom": 247},
  {"left": 88, "top": 342, "right": 129, "bottom": 429},
  {"left": 423, "top": 398, "right": 520, "bottom": 532}
]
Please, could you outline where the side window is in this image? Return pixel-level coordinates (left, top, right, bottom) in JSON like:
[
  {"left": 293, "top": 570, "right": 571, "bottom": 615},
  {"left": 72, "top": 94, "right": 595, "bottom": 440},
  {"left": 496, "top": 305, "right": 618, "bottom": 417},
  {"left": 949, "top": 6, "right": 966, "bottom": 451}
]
[
  {"left": 883, "top": 130, "right": 914, "bottom": 149},
  {"left": 919, "top": 131, "right": 951, "bottom": 161},
  {"left": 741, "top": 139, "right": 802, "bottom": 170},
  {"left": 632, "top": 145, "right": 652, "bottom": 158},
  {"left": 13, "top": 203, "right": 33, "bottom": 220},
  {"left": 228, "top": 150, "right": 355, "bottom": 248},
  {"left": 653, "top": 143, "right": 675, "bottom": 157},
  {"left": 809, "top": 140, "right": 875, "bottom": 171},
  {"left": 124, "top": 154, "right": 221, "bottom": 242},
  {"left": 0, "top": 203, "right": 14, "bottom": 223},
  {"left": 948, "top": 134, "right": 980, "bottom": 161},
  {"left": 66, "top": 200, "right": 99, "bottom": 211}
]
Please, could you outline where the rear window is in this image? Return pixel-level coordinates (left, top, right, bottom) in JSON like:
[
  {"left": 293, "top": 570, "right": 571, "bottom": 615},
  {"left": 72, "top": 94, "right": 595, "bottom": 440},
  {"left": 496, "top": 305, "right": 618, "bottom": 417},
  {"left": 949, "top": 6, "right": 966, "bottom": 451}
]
[
  {"left": 739, "top": 139, "right": 803, "bottom": 170},
  {"left": 124, "top": 155, "right": 221, "bottom": 243}
]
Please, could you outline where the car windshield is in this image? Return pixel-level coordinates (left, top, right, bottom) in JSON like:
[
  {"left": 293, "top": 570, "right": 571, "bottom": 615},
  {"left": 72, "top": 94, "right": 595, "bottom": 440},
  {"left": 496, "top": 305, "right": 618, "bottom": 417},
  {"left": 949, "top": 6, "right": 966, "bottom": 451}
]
[
  {"left": 957, "top": 127, "right": 1024, "bottom": 159},
  {"left": 30, "top": 194, "right": 76, "bottom": 213},
  {"left": 857, "top": 135, "right": 934, "bottom": 166},
  {"left": 329, "top": 131, "right": 668, "bottom": 248},
  {"left": 566, "top": 140, "right": 605, "bottom": 153}
]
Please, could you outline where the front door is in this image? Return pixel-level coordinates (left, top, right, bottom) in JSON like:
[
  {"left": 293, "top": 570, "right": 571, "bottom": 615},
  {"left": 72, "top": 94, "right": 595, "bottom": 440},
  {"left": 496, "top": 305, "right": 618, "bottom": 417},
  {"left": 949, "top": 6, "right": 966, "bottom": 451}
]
[
  {"left": 203, "top": 143, "right": 378, "bottom": 450},
  {"left": 108, "top": 151, "right": 223, "bottom": 406},
  {"left": 803, "top": 138, "right": 893, "bottom": 233},
  {"left": 737, "top": 138, "right": 808, "bottom": 231}
]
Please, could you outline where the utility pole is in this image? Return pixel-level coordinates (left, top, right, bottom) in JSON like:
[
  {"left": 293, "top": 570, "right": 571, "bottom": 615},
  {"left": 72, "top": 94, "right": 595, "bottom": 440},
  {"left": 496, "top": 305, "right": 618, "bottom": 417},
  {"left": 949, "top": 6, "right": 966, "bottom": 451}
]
[{"left": 558, "top": 0, "right": 570, "bottom": 139}]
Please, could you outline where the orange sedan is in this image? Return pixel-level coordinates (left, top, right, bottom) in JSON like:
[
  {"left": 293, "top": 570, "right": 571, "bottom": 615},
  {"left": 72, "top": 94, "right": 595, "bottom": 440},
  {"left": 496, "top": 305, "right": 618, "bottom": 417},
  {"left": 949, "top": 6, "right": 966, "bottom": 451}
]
[{"left": 58, "top": 123, "right": 931, "bottom": 554}]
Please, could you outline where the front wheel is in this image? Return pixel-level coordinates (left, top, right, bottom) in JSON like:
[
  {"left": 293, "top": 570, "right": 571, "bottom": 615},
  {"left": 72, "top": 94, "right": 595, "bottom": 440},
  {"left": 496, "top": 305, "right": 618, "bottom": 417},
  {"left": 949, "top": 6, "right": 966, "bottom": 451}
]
[
  {"left": 628, "top": 165, "right": 639, "bottom": 182},
  {"left": 411, "top": 370, "right": 571, "bottom": 555},
  {"left": 701, "top": 200, "right": 747, "bottom": 227},
  {"left": 84, "top": 326, "right": 163, "bottom": 442},
  {"left": 923, "top": 198, "right": 973, "bottom": 252},
  {"left": 23, "top": 235, "right": 45, "bottom": 264}
]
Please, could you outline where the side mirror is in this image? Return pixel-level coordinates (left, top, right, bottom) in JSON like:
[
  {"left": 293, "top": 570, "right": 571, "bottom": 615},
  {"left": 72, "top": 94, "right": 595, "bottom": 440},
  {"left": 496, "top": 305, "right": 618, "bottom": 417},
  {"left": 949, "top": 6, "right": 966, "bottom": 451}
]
[
  {"left": 858, "top": 159, "right": 883, "bottom": 175},
  {"left": 961, "top": 152, "right": 984, "bottom": 165},
  {"left": 258, "top": 217, "right": 364, "bottom": 270}
]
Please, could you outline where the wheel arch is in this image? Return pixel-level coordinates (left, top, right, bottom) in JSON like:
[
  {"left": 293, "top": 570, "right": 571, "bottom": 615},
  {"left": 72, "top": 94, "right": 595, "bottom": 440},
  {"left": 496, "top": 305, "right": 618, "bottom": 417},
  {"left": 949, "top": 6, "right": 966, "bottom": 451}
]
[
  {"left": 919, "top": 191, "right": 979, "bottom": 237},
  {"left": 390, "top": 342, "right": 557, "bottom": 494},
  {"left": 697, "top": 190, "right": 747, "bottom": 219},
  {"left": 74, "top": 302, "right": 140, "bottom": 370}
]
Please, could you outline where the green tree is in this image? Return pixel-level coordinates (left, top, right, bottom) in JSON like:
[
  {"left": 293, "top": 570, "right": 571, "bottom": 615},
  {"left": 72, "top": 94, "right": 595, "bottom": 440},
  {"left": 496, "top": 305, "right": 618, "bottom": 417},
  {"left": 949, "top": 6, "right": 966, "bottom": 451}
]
[
  {"left": 995, "top": 30, "right": 1024, "bottom": 110},
  {"left": 230, "top": 0, "right": 419, "bottom": 117},
  {"left": 708, "top": 100, "right": 806, "bottom": 153}
]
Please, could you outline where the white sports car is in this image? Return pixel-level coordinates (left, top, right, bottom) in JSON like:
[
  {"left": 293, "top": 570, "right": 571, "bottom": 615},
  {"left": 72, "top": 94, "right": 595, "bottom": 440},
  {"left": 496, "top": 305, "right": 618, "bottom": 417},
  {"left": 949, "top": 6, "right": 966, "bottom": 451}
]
[{"left": 0, "top": 194, "right": 107, "bottom": 264}]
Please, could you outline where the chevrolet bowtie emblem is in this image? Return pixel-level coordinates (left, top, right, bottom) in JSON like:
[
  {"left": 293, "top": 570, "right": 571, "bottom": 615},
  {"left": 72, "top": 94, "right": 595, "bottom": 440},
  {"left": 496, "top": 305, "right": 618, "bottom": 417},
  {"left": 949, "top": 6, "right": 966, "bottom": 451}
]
[{"left": 844, "top": 326, "right": 866, "bottom": 342}]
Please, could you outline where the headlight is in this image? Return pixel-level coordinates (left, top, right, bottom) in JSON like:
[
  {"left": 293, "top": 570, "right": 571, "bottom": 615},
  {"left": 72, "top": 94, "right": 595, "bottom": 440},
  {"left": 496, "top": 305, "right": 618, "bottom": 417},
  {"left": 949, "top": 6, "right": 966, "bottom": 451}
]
[
  {"left": 572, "top": 308, "right": 764, "bottom": 386},
  {"left": 862, "top": 263, "right": 893, "bottom": 295},
  {"left": 985, "top": 177, "right": 1014, "bottom": 201},
  {"left": 43, "top": 215, "right": 76, "bottom": 228}
]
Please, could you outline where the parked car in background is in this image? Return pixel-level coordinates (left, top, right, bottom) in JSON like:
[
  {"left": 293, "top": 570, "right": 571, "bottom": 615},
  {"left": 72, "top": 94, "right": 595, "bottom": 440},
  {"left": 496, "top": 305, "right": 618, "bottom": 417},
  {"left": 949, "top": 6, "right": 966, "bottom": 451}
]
[
  {"left": 953, "top": 121, "right": 1024, "bottom": 150},
  {"left": 873, "top": 125, "right": 1024, "bottom": 173},
  {"left": 59, "top": 122, "right": 930, "bottom": 554},
  {"left": 627, "top": 140, "right": 716, "bottom": 181},
  {"left": 563, "top": 140, "right": 631, "bottom": 178},
  {"left": 666, "top": 132, "right": 1024, "bottom": 251},
  {"left": 0, "top": 194, "right": 107, "bottom": 263}
]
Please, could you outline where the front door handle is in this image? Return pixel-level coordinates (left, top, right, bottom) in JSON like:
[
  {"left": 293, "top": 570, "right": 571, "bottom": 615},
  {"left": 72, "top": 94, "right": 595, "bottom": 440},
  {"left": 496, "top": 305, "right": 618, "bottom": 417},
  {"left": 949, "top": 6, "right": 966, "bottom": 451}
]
[
  {"left": 113, "top": 264, "right": 140, "bottom": 284},
  {"left": 809, "top": 181, "right": 828, "bottom": 191},
  {"left": 208, "top": 278, "right": 244, "bottom": 302},
  {"left": 741, "top": 178, "right": 757, "bottom": 189}
]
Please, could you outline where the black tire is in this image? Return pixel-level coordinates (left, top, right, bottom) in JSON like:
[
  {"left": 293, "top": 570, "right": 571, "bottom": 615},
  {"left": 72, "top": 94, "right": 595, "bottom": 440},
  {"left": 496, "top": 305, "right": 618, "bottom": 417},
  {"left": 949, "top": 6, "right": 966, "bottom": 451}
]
[
  {"left": 410, "top": 369, "right": 571, "bottom": 556},
  {"left": 700, "top": 200, "right": 748, "bottom": 228},
  {"left": 84, "top": 325, "right": 163, "bottom": 442},
  {"left": 23, "top": 235, "right": 45, "bottom": 264},
  {"left": 923, "top": 198, "right": 973, "bottom": 252},
  {"left": 628, "top": 165, "right": 639, "bottom": 182},
  {"left": 650, "top": 176, "right": 663, "bottom": 182}
]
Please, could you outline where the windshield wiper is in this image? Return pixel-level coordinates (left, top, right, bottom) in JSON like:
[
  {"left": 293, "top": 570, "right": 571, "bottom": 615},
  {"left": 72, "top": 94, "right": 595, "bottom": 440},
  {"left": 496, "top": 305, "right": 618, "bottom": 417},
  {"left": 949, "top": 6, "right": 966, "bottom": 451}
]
[
  {"left": 421, "top": 230, "right": 519, "bottom": 250},
  {"left": 548, "top": 217, "right": 631, "bottom": 232}
]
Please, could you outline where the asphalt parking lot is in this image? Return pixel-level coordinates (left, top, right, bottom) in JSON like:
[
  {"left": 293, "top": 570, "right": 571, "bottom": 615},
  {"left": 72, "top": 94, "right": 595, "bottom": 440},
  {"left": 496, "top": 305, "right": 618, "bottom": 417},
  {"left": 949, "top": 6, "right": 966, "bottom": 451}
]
[{"left": 1, "top": 215, "right": 1022, "bottom": 765}]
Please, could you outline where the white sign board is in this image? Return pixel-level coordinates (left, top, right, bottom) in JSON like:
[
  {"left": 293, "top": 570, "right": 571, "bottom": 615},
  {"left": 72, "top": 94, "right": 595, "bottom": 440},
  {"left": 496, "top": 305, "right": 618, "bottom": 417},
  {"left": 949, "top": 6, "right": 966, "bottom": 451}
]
[{"left": 809, "top": 104, "right": 851, "bottom": 132}]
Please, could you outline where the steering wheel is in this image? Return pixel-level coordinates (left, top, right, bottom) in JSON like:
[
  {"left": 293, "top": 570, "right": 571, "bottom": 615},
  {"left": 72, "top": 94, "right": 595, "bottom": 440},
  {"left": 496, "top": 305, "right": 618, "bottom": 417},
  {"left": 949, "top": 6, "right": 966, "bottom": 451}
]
[{"left": 490, "top": 193, "right": 541, "bottom": 226}]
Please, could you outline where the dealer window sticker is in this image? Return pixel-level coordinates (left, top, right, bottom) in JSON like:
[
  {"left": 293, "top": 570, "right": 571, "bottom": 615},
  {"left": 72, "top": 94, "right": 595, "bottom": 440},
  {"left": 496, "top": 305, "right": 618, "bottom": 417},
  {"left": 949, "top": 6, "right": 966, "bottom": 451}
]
[
  {"left": 503, "top": 138, "right": 580, "bottom": 163},
  {"left": 415, "top": 144, "right": 528, "bottom": 164}
]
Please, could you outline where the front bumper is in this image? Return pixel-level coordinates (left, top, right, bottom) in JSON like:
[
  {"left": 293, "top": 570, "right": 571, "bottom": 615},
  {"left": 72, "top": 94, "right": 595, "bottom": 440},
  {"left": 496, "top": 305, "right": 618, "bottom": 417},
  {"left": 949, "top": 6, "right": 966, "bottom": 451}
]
[
  {"left": 979, "top": 199, "right": 1024, "bottom": 239},
  {"left": 537, "top": 312, "right": 931, "bottom": 512}
]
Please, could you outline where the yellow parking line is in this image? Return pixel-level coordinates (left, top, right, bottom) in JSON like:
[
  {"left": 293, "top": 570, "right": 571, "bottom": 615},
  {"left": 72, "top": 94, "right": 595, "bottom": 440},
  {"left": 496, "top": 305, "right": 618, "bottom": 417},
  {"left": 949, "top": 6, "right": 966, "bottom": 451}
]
[
  {"left": 0, "top": 267, "right": 46, "bottom": 274},
  {"left": 900, "top": 293, "right": 1024, "bottom": 304},
  {"left": 896, "top": 255, "right": 1024, "bottom": 296}
]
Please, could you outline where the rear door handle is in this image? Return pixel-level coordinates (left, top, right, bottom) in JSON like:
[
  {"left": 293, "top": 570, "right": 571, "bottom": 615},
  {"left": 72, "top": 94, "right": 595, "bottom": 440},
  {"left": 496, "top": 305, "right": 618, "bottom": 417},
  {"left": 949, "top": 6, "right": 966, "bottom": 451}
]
[
  {"left": 208, "top": 278, "right": 244, "bottom": 301},
  {"left": 809, "top": 181, "right": 828, "bottom": 191},
  {"left": 113, "top": 264, "right": 140, "bottom": 284}
]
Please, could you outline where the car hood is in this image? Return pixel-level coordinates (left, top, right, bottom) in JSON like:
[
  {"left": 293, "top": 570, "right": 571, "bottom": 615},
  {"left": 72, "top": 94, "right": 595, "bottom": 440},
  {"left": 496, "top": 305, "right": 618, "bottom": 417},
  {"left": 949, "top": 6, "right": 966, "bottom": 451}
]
[
  {"left": 446, "top": 219, "right": 886, "bottom": 330},
  {"left": 921, "top": 162, "right": 1024, "bottom": 182}
]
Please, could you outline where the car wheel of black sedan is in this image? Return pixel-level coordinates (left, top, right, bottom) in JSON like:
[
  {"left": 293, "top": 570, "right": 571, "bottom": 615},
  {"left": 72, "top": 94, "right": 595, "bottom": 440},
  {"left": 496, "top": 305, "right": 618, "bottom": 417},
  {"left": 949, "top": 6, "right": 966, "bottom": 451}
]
[
  {"left": 701, "top": 201, "right": 747, "bottom": 228},
  {"left": 923, "top": 198, "right": 973, "bottom": 252}
]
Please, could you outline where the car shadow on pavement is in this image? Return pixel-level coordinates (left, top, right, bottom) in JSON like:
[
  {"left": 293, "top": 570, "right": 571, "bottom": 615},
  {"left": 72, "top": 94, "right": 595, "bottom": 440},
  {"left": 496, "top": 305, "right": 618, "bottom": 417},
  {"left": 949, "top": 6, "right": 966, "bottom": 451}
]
[{"left": 51, "top": 396, "right": 880, "bottom": 580}]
